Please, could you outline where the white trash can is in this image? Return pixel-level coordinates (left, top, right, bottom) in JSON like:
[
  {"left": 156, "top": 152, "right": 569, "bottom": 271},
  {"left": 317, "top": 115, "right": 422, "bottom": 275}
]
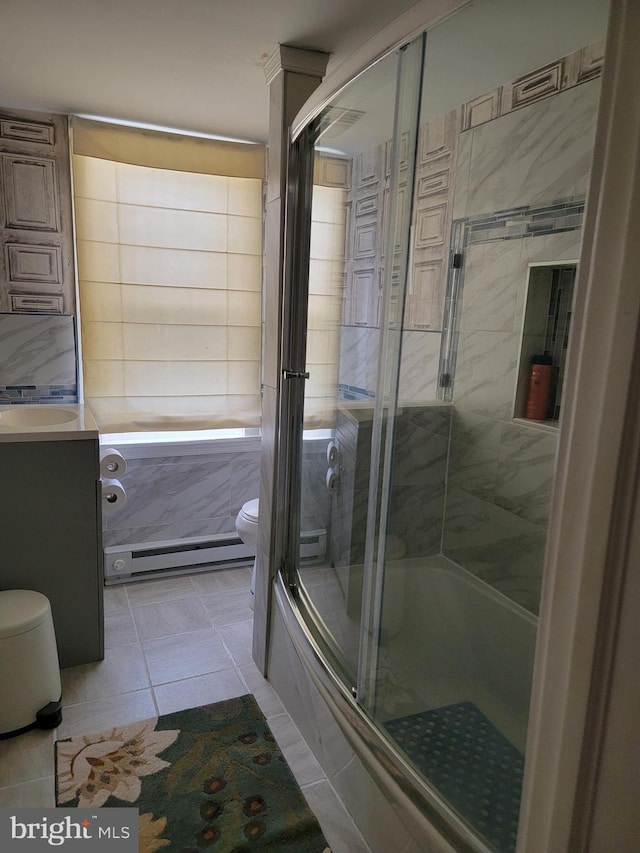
[{"left": 0, "top": 590, "right": 62, "bottom": 738}]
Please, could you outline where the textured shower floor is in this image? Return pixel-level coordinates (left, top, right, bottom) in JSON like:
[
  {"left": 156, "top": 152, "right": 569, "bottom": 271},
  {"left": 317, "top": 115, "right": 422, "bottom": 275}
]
[{"left": 385, "top": 701, "right": 524, "bottom": 853}]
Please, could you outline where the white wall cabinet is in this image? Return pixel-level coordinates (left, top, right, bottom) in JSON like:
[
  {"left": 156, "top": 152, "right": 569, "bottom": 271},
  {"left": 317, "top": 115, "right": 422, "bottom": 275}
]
[{"left": 0, "top": 108, "right": 75, "bottom": 314}]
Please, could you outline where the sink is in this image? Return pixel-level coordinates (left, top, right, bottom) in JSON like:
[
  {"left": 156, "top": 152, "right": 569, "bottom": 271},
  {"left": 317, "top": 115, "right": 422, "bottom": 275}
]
[{"left": 0, "top": 407, "right": 78, "bottom": 427}]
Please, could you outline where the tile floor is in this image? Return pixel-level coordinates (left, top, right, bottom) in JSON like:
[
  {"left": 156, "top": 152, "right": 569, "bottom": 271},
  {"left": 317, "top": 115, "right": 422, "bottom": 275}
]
[{"left": 0, "top": 566, "right": 371, "bottom": 853}]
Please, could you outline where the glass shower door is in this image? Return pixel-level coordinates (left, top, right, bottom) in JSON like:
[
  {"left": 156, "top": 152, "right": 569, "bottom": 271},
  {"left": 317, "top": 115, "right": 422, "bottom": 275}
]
[
  {"left": 284, "top": 0, "right": 608, "bottom": 850},
  {"left": 361, "top": 2, "right": 609, "bottom": 852},
  {"left": 288, "top": 38, "right": 424, "bottom": 691}
]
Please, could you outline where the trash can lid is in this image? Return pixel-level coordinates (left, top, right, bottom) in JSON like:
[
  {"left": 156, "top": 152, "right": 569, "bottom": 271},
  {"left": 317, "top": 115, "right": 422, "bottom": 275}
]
[{"left": 0, "top": 590, "right": 51, "bottom": 638}]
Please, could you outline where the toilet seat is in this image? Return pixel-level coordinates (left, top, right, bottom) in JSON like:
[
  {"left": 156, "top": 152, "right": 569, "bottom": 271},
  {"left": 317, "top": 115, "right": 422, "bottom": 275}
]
[{"left": 240, "top": 498, "right": 259, "bottom": 523}]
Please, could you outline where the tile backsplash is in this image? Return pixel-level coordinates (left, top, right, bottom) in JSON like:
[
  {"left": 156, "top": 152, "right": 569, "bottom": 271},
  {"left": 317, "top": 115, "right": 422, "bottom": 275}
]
[{"left": 0, "top": 312, "right": 77, "bottom": 403}]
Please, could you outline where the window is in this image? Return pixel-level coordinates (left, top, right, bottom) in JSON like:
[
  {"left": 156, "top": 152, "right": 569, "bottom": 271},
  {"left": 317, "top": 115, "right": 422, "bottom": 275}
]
[{"left": 72, "top": 118, "right": 264, "bottom": 433}]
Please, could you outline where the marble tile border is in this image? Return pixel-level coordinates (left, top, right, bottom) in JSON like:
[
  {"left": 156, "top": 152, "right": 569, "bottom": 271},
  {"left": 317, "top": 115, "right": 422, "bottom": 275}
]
[
  {"left": 461, "top": 39, "right": 604, "bottom": 132},
  {"left": 465, "top": 200, "right": 585, "bottom": 246},
  {"left": 338, "top": 383, "right": 375, "bottom": 401},
  {"left": 0, "top": 384, "right": 77, "bottom": 404}
]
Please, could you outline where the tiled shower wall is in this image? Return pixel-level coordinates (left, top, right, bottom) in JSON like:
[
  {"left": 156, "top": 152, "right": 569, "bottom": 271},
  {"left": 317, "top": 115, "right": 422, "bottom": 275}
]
[
  {"left": 0, "top": 312, "right": 77, "bottom": 403},
  {"left": 329, "top": 403, "right": 450, "bottom": 577},
  {"left": 443, "top": 78, "right": 601, "bottom": 614},
  {"left": 338, "top": 325, "right": 441, "bottom": 403},
  {"left": 338, "top": 41, "right": 603, "bottom": 410},
  {"left": 336, "top": 52, "right": 602, "bottom": 615}
]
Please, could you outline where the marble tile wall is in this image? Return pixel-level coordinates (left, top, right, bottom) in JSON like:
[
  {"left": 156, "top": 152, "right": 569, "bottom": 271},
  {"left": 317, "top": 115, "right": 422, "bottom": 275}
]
[
  {"left": 339, "top": 63, "right": 599, "bottom": 409},
  {"left": 388, "top": 405, "right": 451, "bottom": 557},
  {"left": 330, "top": 404, "right": 451, "bottom": 575},
  {"left": 330, "top": 408, "right": 372, "bottom": 571},
  {"left": 102, "top": 439, "right": 331, "bottom": 551},
  {"left": 338, "top": 324, "right": 441, "bottom": 402},
  {"left": 301, "top": 438, "right": 332, "bottom": 534},
  {"left": 0, "top": 312, "right": 77, "bottom": 403},
  {"left": 336, "top": 56, "right": 601, "bottom": 616},
  {"left": 338, "top": 325, "right": 378, "bottom": 399},
  {"left": 398, "top": 330, "right": 443, "bottom": 403},
  {"left": 458, "top": 79, "right": 601, "bottom": 220},
  {"left": 443, "top": 487, "right": 546, "bottom": 614},
  {"left": 444, "top": 105, "right": 588, "bottom": 611},
  {"left": 101, "top": 445, "right": 261, "bottom": 547}
]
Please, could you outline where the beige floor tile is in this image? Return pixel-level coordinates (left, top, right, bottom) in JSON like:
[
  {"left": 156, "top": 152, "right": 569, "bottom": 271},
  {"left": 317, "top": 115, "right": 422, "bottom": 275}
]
[
  {"left": 55, "top": 689, "right": 156, "bottom": 740},
  {"left": 301, "top": 779, "right": 372, "bottom": 853},
  {"left": 142, "top": 628, "right": 234, "bottom": 686},
  {"left": 239, "top": 663, "right": 285, "bottom": 718},
  {"left": 267, "top": 712, "right": 325, "bottom": 787},
  {"left": 61, "top": 645, "right": 150, "bottom": 705},
  {"left": 0, "top": 728, "right": 54, "bottom": 787},
  {"left": 104, "top": 608, "right": 139, "bottom": 649},
  {"left": 334, "top": 753, "right": 415, "bottom": 852},
  {"left": 103, "top": 585, "right": 129, "bottom": 612},
  {"left": 0, "top": 776, "right": 55, "bottom": 807},
  {"left": 200, "top": 587, "right": 253, "bottom": 626},
  {"left": 153, "top": 669, "right": 247, "bottom": 716},
  {"left": 125, "top": 575, "right": 196, "bottom": 606},
  {"left": 132, "top": 595, "right": 211, "bottom": 641},
  {"left": 190, "top": 566, "right": 252, "bottom": 595},
  {"left": 218, "top": 619, "right": 254, "bottom": 666},
  {"left": 4, "top": 569, "right": 359, "bottom": 850}
]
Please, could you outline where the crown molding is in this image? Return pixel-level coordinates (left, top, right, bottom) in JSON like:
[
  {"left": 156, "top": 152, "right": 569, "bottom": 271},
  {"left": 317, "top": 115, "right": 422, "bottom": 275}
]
[{"left": 263, "top": 44, "right": 330, "bottom": 86}]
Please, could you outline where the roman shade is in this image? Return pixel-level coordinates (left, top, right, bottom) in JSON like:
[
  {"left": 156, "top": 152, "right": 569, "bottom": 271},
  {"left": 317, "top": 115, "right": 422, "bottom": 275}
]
[{"left": 72, "top": 118, "right": 265, "bottom": 433}]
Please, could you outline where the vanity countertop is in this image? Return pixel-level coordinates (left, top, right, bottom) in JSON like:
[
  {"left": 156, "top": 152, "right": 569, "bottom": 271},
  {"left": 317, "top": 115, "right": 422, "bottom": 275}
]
[{"left": 0, "top": 404, "right": 99, "bottom": 443}]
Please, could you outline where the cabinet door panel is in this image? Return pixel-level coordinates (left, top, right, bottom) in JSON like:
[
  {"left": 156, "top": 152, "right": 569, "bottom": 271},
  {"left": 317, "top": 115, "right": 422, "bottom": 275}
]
[
  {"left": 0, "top": 119, "right": 55, "bottom": 146},
  {"left": 2, "top": 155, "right": 59, "bottom": 230},
  {"left": 6, "top": 243, "right": 62, "bottom": 287}
]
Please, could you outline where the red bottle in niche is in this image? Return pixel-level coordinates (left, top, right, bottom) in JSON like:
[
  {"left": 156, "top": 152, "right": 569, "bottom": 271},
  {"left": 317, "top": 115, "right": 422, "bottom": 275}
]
[{"left": 525, "top": 353, "right": 553, "bottom": 420}]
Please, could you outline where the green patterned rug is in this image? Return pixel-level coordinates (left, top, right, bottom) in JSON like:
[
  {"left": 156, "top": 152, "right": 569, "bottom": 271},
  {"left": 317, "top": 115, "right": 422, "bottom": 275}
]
[{"left": 55, "top": 694, "right": 331, "bottom": 852}]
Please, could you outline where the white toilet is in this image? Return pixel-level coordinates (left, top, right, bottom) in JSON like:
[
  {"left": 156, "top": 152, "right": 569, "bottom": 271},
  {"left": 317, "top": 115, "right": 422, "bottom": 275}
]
[{"left": 235, "top": 498, "right": 259, "bottom": 610}]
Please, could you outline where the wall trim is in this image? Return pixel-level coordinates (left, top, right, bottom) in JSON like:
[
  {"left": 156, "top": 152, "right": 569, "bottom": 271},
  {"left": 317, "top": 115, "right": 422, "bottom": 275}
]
[{"left": 263, "top": 45, "right": 330, "bottom": 86}]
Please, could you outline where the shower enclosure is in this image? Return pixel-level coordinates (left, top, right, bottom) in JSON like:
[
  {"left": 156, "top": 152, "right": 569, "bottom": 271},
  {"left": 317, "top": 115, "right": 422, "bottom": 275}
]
[{"left": 277, "top": 1, "right": 610, "bottom": 850}]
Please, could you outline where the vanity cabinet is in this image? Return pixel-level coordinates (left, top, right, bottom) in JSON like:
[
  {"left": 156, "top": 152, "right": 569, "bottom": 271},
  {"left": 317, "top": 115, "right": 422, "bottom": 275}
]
[{"left": 0, "top": 436, "right": 104, "bottom": 667}]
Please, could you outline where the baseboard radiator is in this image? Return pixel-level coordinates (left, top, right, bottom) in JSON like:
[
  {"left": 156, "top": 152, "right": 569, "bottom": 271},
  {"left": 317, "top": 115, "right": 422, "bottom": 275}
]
[{"left": 104, "top": 529, "right": 327, "bottom": 585}]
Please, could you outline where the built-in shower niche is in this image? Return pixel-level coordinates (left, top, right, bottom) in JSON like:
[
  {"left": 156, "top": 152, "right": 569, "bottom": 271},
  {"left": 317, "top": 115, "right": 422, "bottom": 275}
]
[{"left": 514, "top": 264, "right": 576, "bottom": 426}]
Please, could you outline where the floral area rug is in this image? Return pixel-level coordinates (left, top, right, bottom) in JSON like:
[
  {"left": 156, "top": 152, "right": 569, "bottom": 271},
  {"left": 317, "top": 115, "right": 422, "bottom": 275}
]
[{"left": 55, "top": 694, "right": 331, "bottom": 853}]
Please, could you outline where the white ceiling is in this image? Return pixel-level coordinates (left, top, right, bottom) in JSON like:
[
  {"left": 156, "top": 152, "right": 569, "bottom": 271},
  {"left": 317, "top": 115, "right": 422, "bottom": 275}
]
[{"left": 0, "top": 0, "right": 422, "bottom": 143}]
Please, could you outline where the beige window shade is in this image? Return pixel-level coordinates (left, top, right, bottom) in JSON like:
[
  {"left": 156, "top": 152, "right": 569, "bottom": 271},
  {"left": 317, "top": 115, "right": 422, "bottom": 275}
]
[
  {"left": 304, "top": 182, "right": 347, "bottom": 429},
  {"left": 72, "top": 121, "right": 264, "bottom": 433},
  {"left": 72, "top": 117, "right": 265, "bottom": 179}
]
